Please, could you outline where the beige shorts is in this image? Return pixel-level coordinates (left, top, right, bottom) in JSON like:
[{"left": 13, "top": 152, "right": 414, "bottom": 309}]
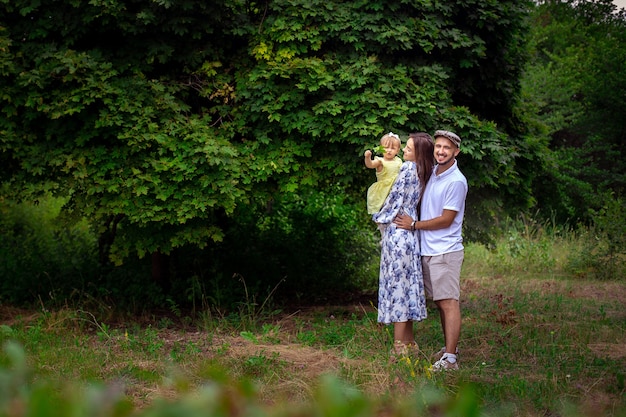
[{"left": 422, "top": 250, "right": 464, "bottom": 301}]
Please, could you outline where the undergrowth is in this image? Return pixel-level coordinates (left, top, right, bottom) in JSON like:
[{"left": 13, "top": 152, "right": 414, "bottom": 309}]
[{"left": 0, "top": 212, "right": 625, "bottom": 416}]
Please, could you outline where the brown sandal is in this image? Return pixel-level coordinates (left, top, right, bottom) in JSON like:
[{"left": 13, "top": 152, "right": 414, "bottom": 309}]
[
  {"left": 393, "top": 340, "right": 409, "bottom": 356},
  {"left": 389, "top": 340, "right": 407, "bottom": 363}
]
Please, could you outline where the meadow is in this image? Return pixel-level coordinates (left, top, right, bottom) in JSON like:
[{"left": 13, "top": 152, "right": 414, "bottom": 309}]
[{"left": 0, "top": 219, "right": 624, "bottom": 417}]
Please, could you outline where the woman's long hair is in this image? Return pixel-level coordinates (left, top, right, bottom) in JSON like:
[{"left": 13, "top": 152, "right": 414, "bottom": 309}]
[{"left": 408, "top": 132, "right": 435, "bottom": 201}]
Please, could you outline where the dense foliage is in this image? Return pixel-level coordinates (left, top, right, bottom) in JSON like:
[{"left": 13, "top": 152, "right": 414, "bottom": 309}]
[
  {"left": 0, "top": 195, "right": 98, "bottom": 304},
  {"left": 0, "top": 0, "right": 543, "bottom": 305},
  {"left": 2, "top": 0, "right": 624, "bottom": 307},
  {"left": 521, "top": 0, "right": 626, "bottom": 223},
  {"left": 0, "top": 0, "right": 534, "bottom": 257}
]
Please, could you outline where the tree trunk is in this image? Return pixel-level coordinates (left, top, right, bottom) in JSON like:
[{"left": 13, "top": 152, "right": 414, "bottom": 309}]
[{"left": 151, "top": 250, "right": 171, "bottom": 293}]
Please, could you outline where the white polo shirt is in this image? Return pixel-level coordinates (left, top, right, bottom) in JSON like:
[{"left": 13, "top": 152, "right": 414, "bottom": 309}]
[{"left": 420, "top": 160, "right": 468, "bottom": 256}]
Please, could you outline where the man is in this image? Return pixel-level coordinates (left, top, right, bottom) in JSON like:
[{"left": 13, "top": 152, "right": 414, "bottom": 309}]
[{"left": 394, "top": 130, "right": 468, "bottom": 370}]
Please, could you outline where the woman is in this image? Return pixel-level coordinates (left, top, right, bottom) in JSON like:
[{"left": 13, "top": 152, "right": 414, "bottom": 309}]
[{"left": 372, "top": 132, "right": 435, "bottom": 356}]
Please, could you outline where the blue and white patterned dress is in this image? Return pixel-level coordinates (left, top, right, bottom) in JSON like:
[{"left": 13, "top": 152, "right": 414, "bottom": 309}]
[{"left": 372, "top": 161, "right": 427, "bottom": 324}]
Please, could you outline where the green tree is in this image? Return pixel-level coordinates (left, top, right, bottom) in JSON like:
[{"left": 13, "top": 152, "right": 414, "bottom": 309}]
[
  {"left": 1, "top": 0, "right": 536, "bottom": 288},
  {"left": 522, "top": 0, "right": 626, "bottom": 223},
  {"left": 0, "top": 0, "right": 251, "bottom": 264}
]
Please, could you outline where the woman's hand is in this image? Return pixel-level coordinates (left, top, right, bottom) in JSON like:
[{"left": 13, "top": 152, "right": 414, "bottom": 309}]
[{"left": 393, "top": 213, "right": 414, "bottom": 230}]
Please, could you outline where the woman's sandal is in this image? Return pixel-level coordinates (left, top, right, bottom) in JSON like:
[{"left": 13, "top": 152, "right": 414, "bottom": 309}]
[
  {"left": 389, "top": 340, "right": 406, "bottom": 363},
  {"left": 393, "top": 340, "right": 409, "bottom": 356},
  {"left": 390, "top": 340, "right": 420, "bottom": 362}
]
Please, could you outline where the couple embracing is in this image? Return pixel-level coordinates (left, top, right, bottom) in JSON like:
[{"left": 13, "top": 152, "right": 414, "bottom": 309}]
[{"left": 365, "top": 130, "right": 467, "bottom": 371}]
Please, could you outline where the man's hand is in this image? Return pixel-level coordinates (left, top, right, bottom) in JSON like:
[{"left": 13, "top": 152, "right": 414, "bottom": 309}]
[{"left": 393, "top": 213, "right": 414, "bottom": 230}]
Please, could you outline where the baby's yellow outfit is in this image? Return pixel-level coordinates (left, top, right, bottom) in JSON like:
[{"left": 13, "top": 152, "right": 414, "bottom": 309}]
[{"left": 367, "top": 156, "right": 403, "bottom": 214}]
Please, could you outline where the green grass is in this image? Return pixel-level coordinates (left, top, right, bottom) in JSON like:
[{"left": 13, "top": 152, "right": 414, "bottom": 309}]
[{"left": 0, "top": 227, "right": 625, "bottom": 416}]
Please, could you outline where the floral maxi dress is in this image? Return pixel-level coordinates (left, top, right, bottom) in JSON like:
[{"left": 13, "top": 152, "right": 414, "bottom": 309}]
[{"left": 372, "top": 161, "right": 427, "bottom": 324}]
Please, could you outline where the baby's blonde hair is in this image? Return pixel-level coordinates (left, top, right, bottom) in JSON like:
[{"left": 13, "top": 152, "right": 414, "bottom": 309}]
[{"left": 380, "top": 132, "right": 401, "bottom": 147}]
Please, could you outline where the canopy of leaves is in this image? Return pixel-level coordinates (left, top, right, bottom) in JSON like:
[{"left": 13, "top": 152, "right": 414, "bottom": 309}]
[{"left": 0, "top": 0, "right": 535, "bottom": 261}]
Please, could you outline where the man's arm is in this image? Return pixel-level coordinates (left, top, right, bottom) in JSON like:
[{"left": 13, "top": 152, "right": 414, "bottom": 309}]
[
  {"left": 394, "top": 209, "right": 457, "bottom": 230},
  {"left": 415, "top": 209, "right": 457, "bottom": 230}
]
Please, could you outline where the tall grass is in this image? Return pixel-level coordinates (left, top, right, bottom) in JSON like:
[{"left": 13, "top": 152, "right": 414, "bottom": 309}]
[{"left": 0, "top": 217, "right": 625, "bottom": 416}]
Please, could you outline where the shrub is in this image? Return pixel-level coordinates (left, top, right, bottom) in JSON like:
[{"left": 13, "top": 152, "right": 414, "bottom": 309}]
[
  {"left": 0, "top": 196, "right": 99, "bottom": 305},
  {"left": 566, "top": 193, "right": 626, "bottom": 280},
  {"left": 176, "top": 187, "right": 380, "bottom": 309}
]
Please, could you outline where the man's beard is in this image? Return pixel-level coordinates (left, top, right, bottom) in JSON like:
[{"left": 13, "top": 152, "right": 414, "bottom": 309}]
[{"left": 436, "top": 153, "right": 455, "bottom": 167}]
